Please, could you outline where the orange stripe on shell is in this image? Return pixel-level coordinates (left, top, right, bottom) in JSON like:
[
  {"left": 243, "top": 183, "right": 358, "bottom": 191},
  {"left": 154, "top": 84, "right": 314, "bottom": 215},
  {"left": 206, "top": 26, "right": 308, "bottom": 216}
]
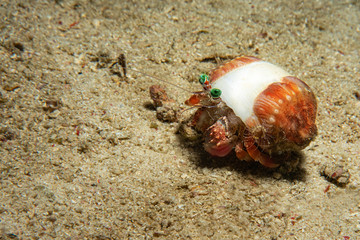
[{"left": 210, "top": 56, "right": 261, "bottom": 83}]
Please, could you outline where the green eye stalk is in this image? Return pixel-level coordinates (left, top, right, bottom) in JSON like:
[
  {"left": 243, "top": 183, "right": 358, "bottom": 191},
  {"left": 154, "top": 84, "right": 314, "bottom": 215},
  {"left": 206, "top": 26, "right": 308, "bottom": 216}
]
[
  {"left": 199, "top": 74, "right": 209, "bottom": 85},
  {"left": 198, "top": 74, "right": 221, "bottom": 99},
  {"left": 199, "top": 74, "right": 211, "bottom": 91},
  {"left": 210, "top": 88, "right": 222, "bottom": 99}
]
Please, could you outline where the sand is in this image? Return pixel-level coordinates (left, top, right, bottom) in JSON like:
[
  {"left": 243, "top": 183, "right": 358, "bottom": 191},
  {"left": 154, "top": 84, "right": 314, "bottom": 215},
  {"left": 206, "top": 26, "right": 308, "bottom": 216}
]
[{"left": 0, "top": 0, "right": 359, "bottom": 239}]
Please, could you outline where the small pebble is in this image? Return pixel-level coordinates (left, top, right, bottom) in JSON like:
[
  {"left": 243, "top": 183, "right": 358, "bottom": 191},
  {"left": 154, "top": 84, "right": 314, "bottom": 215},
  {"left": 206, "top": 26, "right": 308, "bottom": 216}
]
[{"left": 319, "top": 164, "right": 350, "bottom": 187}]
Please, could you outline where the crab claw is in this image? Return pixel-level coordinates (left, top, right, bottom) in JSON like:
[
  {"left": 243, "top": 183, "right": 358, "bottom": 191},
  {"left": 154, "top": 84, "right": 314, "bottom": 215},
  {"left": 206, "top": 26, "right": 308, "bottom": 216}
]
[{"left": 203, "top": 117, "right": 235, "bottom": 157}]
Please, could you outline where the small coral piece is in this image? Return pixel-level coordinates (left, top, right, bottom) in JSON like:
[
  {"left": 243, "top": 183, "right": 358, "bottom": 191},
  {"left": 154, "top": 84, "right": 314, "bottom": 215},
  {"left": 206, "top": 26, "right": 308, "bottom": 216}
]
[
  {"left": 149, "top": 85, "right": 174, "bottom": 108},
  {"left": 149, "top": 85, "right": 177, "bottom": 122}
]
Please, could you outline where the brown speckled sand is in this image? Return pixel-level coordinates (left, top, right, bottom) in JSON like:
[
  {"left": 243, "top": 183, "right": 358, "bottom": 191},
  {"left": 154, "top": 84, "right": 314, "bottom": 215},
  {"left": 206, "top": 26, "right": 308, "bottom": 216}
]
[{"left": 0, "top": 0, "right": 359, "bottom": 239}]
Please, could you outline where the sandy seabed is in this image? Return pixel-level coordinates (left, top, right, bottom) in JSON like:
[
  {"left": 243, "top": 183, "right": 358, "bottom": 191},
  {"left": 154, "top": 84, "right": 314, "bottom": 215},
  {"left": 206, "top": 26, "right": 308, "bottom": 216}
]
[{"left": 0, "top": 0, "right": 359, "bottom": 239}]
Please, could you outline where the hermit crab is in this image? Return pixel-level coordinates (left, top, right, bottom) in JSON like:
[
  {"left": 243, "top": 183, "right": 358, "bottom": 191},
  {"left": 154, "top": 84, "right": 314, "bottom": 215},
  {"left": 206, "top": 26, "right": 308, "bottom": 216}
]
[{"left": 182, "top": 56, "right": 317, "bottom": 168}]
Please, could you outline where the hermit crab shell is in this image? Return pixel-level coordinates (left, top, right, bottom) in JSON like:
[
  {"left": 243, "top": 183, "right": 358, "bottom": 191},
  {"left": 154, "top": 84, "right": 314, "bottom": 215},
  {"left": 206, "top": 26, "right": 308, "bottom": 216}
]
[{"left": 210, "top": 56, "right": 317, "bottom": 151}]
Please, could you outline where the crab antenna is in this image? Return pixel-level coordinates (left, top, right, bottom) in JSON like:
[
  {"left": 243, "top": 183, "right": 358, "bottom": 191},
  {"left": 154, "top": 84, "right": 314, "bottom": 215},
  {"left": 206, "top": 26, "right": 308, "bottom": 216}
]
[
  {"left": 178, "top": 92, "right": 221, "bottom": 119},
  {"left": 177, "top": 105, "right": 200, "bottom": 118},
  {"left": 130, "top": 68, "right": 195, "bottom": 94}
]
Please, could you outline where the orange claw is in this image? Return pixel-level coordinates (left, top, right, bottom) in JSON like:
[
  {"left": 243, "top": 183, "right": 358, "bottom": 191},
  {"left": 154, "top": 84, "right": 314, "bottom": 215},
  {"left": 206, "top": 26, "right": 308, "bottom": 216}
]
[{"left": 203, "top": 117, "right": 235, "bottom": 157}]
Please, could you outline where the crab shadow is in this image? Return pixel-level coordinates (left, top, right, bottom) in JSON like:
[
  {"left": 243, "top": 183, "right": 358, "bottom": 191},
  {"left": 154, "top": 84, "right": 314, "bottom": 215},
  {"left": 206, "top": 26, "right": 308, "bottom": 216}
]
[{"left": 177, "top": 134, "right": 308, "bottom": 182}]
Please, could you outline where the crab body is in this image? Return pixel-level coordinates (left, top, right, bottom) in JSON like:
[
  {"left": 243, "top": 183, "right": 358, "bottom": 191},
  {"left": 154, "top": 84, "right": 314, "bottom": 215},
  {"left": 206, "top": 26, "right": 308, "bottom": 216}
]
[{"left": 185, "top": 56, "right": 317, "bottom": 168}]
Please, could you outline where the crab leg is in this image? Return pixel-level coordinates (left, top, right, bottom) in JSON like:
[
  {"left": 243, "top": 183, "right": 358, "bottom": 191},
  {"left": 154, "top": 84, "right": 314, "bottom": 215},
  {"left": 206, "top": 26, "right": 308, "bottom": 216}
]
[
  {"left": 234, "top": 142, "right": 252, "bottom": 161},
  {"left": 244, "top": 135, "right": 280, "bottom": 168}
]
